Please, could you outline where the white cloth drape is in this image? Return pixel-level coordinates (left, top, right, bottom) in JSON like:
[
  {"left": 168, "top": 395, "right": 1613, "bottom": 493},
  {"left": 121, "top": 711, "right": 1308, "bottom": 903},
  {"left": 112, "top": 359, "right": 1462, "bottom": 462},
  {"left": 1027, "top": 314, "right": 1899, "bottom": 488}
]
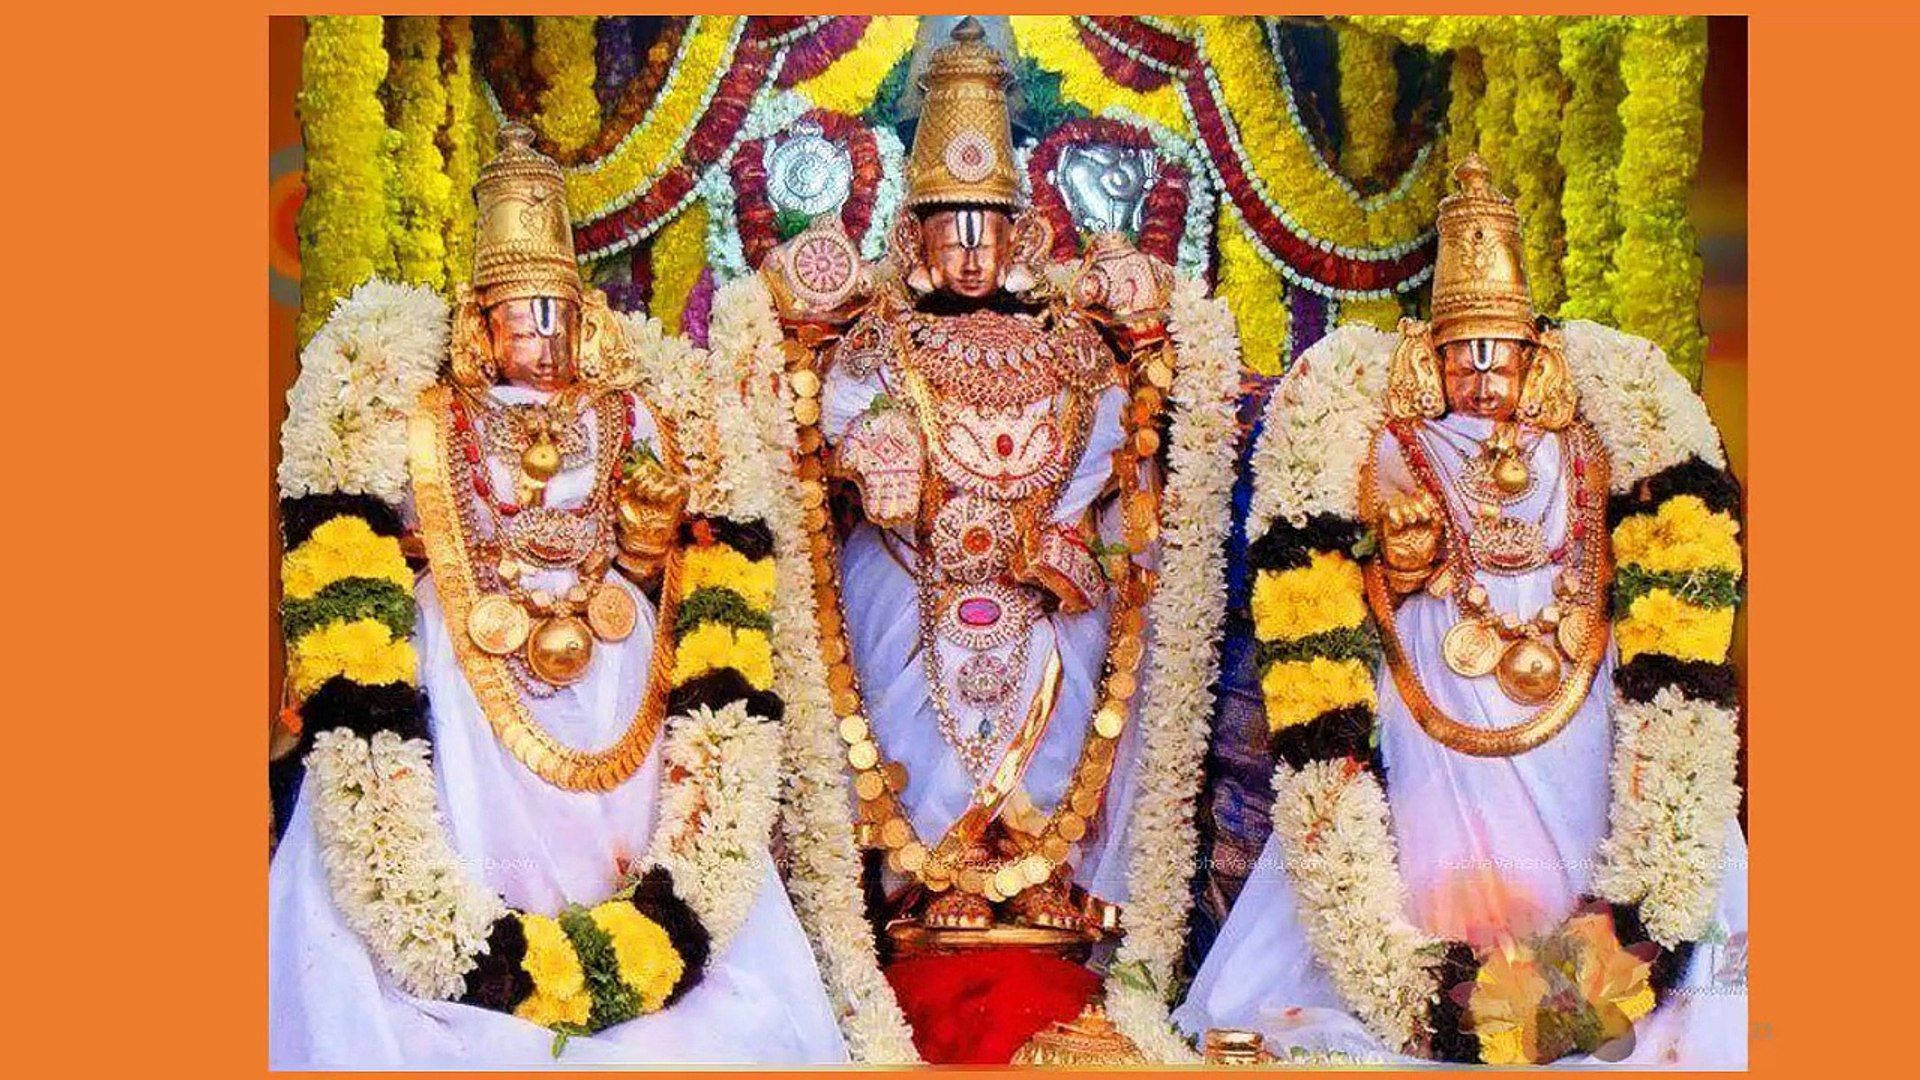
[
  {"left": 1173, "top": 415, "right": 1748, "bottom": 1067},
  {"left": 268, "top": 385, "right": 848, "bottom": 1067}
]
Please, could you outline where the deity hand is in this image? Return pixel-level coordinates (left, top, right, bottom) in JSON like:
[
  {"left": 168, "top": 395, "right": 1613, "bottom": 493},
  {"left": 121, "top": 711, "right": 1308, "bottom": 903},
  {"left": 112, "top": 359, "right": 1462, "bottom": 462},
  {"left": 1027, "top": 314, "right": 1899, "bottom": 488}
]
[
  {"left": 834, "top": 400, "right": 923, "bottom": 529},
  {"left": 614, "top": 447, "right": 690, "bottom": 584},
  {"left": 1010, "top": 523, "right": 1105, "bottom": 615},
  {"left": 1069, "top": 232, "right": 1174, "bottom": 349},
  {"left": 760, "top": 216, "right": 871, "bottom": 329},
  {"left": 1378, "top": 491, "right": 1444, "bottom": 593}
]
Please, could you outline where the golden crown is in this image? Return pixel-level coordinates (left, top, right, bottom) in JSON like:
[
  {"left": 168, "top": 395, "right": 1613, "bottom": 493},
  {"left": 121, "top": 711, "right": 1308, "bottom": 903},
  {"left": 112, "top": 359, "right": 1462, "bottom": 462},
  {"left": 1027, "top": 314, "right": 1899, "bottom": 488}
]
[
  {"left": 1430, "top": 154, "right": 1534, "bottom": 346},
  {"left": 471, "top": 122, "right": 581, "bottom": 306},
  {"left": 905, "top": 17, "right": 1019, "bottom": 210}
]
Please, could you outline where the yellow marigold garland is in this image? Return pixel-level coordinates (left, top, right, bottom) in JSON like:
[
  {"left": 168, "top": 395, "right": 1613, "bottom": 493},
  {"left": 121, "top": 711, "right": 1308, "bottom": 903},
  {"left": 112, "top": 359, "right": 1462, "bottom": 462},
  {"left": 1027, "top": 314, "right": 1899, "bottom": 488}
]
[
  {"left": 289, "top": 617, "right": 420, "bottom": 697},
  {"left": 1555, "top": 18, "right": 1627, "bottom": 323},
  {"left": 564, "top": 17, "right": 742, "bottom": 223},
  {"left": 1216, "top": 205, "right": 1289, "bottom": 375},
  {"left": 1251, "top": 551, "right": 1368, "bottom": 643},
  {"left": 681, "top": 543, "right": 776, "bottom": 610},
  {"left": 1508, "top": 22, "right": 1567, "bottom": 313},
  {"left": 1260, "top": 657, "right": 1376, "bottom": 732},
  {"left": 385, "top": 16, "right": 452, "bottom": 293},
  {"left": 649, "top": 202, "right": 708, "bottom": 334},
  {"left": 1473, "top": 34, "right": 1519, "bottom": 194},
  {"left": 1338, "top": 296, "right": 1405, "bottom": 332},
  {"left": 672, "top": 623, "right": 775, "bottom": 691},
  {"left": 441, "top": 15, "right": 480, "bottom": 287},
  {"left": 1335, "top": 23, "right": 1399, "bottom": 187},
  {"left": 515, "top": 912, "right": 594, "bottom": 1028},
  {"left": 1010, "top": 15, "right": 1190, "bottom": 135},
  {"left": 532, "top": 16, "right": 600, "bottom": 156},
  {"left": 1615, "top": 589, "right": 1735, "bottom": 664},
  {"left": 1610, "top": 16, "right": 1708, "bottom": 383},
  {"left": 296, "top": 16, "right": 395, "bottom": 344},
  {"left": 588, "top": 901, "right": 685, "bottom": 1013},
  {"left": 1442, "top": 47, "right": 1485, "bottom": 171},
  {"left": 791, "top": 15, "right": 919, "bottom": 116},
  {"left": 1611, "top": 495, "right": 1741, "bottom": 575},
  {"left": 282, "top": 515, "right": 414, "bottom": 600},
  {"left": 1197, "top": 15, "right": 1444, "bottom": 251}
]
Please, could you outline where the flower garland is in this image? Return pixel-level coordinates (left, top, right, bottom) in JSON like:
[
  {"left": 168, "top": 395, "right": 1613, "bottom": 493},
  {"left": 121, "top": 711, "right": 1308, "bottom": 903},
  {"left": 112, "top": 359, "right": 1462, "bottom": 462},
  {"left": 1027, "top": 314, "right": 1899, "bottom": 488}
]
[
  {"left": 1334, "top": 23, "right": 1399, "bottom": 187},
  {"left": 646, "top": 201, "right": 708, "bottom": 334},
  {"left": 531, "top": 16, "right": 601, "bottom": 156},
  {"left": 440, "top": 16, "right": 481, "bottom": 287},
  {"left": 785, "top": 15, "right": 916, "bottom": 117},
  {"left": 1009, "top": 16, "right": 1191, "bottom": 136},
  {"left": 707, "top": 273, "right": 922, "bottom": 1064},
  {"left": 1241, "top": 319, "right": 1743, "bottom": 1063},
  {"left": 1508, "top": 23, "right": 1568, "bottom": 313},
  {"left": 1098, "top": 277, "right": 1243, "bottom": 1064},
  {"left": 279, "top": 279, "right": 792, "bottom": 1046},
  {"left": 1556, "top": 18, "right": 1628, "bottom": 324},
  {"left": 384, "top": 17, "right": 451, "bottom": 293},
  {"left": 1610, "top": 16, "right": 1708, "bottom": 383},
  {"left": 295, "top": 16, "right": 395, "bottom": 344},
  {"left": 1215, "top": 204, "right": 1289, "bottom": 375},
  {"left": 1441, "top": 47, "right": 1485, "bottom": 172}
]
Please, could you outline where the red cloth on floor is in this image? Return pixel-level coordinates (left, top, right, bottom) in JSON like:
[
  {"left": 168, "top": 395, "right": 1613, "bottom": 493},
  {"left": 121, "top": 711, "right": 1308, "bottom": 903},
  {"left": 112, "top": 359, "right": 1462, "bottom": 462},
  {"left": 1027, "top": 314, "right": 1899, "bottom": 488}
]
[{"left": 885, "top": 948, "right": 1099, "bottom": 1064}]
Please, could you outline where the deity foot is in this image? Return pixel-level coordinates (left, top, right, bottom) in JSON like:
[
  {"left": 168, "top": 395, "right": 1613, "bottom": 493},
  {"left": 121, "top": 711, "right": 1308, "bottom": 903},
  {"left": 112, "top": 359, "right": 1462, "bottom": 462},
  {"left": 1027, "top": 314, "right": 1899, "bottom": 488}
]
[
  {"left": 1005, "top": 871, "right": 1091, "bottom": 933},
  {"left": 921, "top": 888, "right": 995, "bottom": 930}
]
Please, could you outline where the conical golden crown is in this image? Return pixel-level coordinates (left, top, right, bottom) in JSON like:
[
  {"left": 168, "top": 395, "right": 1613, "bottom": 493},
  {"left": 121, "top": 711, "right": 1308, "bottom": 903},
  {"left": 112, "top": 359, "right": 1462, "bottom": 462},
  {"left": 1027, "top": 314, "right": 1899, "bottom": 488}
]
[
  {"left": 471, "top": 122, "right": 581, "bottom": 306},
  {"left": 906, "top": 17, "right": 1019, "bottom": 209},
  {"left": 1430, "top": 154, "right": 1533, "bottom": 345}
]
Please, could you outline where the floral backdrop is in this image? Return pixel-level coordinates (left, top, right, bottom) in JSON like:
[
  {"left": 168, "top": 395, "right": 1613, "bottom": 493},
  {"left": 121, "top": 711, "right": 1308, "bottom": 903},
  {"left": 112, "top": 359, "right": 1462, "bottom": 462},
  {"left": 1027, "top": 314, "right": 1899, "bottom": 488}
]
[{"left": 267, "top": 13, "right": 1746, "bottom": 972}]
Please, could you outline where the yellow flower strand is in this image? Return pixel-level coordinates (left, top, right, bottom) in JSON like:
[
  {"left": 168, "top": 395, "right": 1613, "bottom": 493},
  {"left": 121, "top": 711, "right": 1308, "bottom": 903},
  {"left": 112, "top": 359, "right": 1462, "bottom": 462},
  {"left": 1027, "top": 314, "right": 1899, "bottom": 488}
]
[
  {"left": 1556, "top": 18, "right": 1627, "bottom": 323},
  {"left": 1611, "top": 16, "right": 1708, "bottom": 383},
  {"left": 1474, "top": 34, "right": 1519, "bottom": 193},
  {"left": 1334, "top": 23, "right": 1399, "bottom": 187},
  {"left": 1260, "top": 657, "right": 1376, "bottom": 733},
  {"left": 441, "top": 15, "right": 480, "bottom": 287},
  {"left": 1250, "top": 553, "right": 1368, "bottom": 644},
  {"left": 589, "top": 901, "right": 685, "bottom": 1013},
  {"left": 790, "top": 15, "right": 919, "bottom": 116},
  {"left": 672, "top": 623, "right": 775, "bottom": 691},
  {"left": 1509, "top": 21, "right": 1567, "bottom": 312},
  {"left": 565, "top": 16, "right": 741, "bottom": 222},
  {"left": 282, "top": 516, "right": 413, "bottom": 601},
  {"left": 1615, "top": 589, "right": 1735, "bottom": 664},
  {"left": 648, "top": 202, "right": 708, "bottom": 334},
  {"left": 386, "top": 16, "right": 451, "bottom": 293},
  {"left": 531, "top": 16, "right": 600, "bottom": 156},
  {"left": 514, "top": 913, "right": 593, "bottom": 1027},
  {"left": 296, "top": 16, "right": 395, "bottom": 344},
  {"left": 681, "top": 545, "right": 776, "bottom": 610},
  {"left": 1442, "top": 47, "right": 1485, "bottom": 171},
  {"left": 1338, "top": 295, "right": 1405, "bottom": 332},
  {"left": 1009, "top": 15, "right": 1189, "bottom": 135},
  {"left": 1611, "top": 496, "right": 1742, "bottom": 576},
  {"left": 1216, "top": 205, "right": 1289, "bottom": 375},
  {"left": 289, "top": 617, "right": 420, "bottom": 697}
]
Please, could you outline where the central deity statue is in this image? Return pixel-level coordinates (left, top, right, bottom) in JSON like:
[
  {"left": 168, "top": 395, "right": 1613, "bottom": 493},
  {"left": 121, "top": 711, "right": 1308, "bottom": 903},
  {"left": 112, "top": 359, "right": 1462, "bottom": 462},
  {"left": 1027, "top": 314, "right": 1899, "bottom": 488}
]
[{"left": 762, "top": 19, "right": 1177, "bottom": 1045}]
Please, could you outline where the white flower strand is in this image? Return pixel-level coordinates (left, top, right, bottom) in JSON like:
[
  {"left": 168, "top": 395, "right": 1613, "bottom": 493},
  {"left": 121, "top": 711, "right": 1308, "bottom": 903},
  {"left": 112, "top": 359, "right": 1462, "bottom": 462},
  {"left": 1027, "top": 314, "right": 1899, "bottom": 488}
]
[
  {"left": 1591, "top": 688, "right": 1741, "bottom": 947},
  {"left": 277, "top": 279, "right": 447, "bottom": 504},
  {"left": 643, "top": 702, "right": 784, "bottom": 952},
  {"left": 1560, "top": 319, "right": 1726, "bottom": 489},
  {"left": 1246, "top": 322, "right": 1395, "bottom": 539},
  {"left": 708, "top": 274, "right": 922, "bottom": 1064},
  {"left": 308, "top": 728, "right": 507, "bottom": 1001},
  {"left": 1100, "top": 279, "right": 1242, "bottom": 1063}
]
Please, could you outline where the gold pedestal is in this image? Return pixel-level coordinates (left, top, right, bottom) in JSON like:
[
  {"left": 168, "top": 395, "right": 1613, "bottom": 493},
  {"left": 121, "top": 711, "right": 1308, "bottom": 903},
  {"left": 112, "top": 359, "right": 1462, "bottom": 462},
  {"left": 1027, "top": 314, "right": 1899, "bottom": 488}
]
[
  {"left": 1011, "top": 1003, "right": 1146, "bottom": 1066},
  {"left": 887, "top": 920, "right": 1098, "bottom": 964}
]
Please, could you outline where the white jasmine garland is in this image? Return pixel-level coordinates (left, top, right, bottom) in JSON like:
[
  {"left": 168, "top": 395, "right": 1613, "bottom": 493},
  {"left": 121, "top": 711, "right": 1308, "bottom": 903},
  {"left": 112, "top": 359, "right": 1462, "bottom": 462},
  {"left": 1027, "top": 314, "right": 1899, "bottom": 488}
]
[
  {"left": 709, "top": 274, "right": 922, "bottom": 1064},
  {"left": 642, "top": 701, "right": 784, "bottom": 951},
  {"left": 862, "top": 124, "right": 907, "bottom": 262},
  {"left": 1097, "top": 105, "right": 1217, "bottom": 280},
  {"left": 1249, "top": 317, "right": 1744, "bottom": 1057},
  {"left": 1100, "top": 278, "right": 1241, "bottom": 1062},
  {"left": 307, "top": 728, "right": 507, "bottom": 1001},
  {"left": 277, "top": 279, "right": 447, "bottom": 503}
]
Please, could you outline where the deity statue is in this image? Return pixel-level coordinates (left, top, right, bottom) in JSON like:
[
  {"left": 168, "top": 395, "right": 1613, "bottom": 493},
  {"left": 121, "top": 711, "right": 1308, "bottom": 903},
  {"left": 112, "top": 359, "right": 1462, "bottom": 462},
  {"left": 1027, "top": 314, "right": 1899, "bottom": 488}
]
[
  {"left": 268, "top": 124, "right": 846, "bottom": 1066},
  {"left": 1174, "top": 157, "right": 1748, "bottom": 1066},
  {"left": 760, "top": 17, "right": 1179, "bottom": 1061}
]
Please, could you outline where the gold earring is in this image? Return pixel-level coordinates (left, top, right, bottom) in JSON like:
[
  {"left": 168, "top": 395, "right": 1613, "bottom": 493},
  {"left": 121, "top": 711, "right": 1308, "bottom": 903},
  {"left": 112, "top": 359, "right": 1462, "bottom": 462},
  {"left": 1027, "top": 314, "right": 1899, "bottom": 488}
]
[
  {"left": 1386, "top": 318, "right": 1446, "bottom": 420},
  {"left": 1515, "top": 328, "right": 1577, "bottom": 430}
]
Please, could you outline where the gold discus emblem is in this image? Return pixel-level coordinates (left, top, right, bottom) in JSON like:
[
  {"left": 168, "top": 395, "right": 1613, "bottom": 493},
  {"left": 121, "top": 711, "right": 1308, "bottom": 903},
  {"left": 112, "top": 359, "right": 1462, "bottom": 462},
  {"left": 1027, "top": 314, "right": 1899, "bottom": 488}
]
[
  {"left": 586, "top": 582, "right": 638, "bottom": 641},
  {"left": 468, "top": 594, "right": 531, "bottom": 656},
  {"left": 1442, "top": 617, "right": 1502, "bottom": 678}
]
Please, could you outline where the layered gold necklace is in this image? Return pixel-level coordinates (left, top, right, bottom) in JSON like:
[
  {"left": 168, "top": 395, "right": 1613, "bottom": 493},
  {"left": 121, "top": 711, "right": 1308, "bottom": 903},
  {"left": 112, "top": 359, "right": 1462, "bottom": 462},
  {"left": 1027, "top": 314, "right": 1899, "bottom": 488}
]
[
  {"left": 1363, "top": 418, "right": 1612, "bottom": 757},
  {"left": 409, "top": 383, "right": 684, "bottom": 791}
]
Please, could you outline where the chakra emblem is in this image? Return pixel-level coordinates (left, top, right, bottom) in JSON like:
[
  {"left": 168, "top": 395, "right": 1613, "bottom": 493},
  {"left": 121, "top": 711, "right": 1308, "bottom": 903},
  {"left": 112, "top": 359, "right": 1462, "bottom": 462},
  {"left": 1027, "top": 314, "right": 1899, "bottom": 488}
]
[
  {"left": 943, "top": 131, "right": 997, "bottom": 184},
  {"left": 784, "top": 226, "right": 860, "bottom": 311},
  {"left": 765, "top": 125, "right": 854, "bottom": 217}
]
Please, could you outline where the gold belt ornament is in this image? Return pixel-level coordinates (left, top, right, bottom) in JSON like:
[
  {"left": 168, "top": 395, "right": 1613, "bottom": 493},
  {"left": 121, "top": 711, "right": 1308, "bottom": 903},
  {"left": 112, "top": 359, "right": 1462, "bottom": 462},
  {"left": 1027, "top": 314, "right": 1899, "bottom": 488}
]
[{"left": 408, "top": 385, "right": 682, "bottom": 791}]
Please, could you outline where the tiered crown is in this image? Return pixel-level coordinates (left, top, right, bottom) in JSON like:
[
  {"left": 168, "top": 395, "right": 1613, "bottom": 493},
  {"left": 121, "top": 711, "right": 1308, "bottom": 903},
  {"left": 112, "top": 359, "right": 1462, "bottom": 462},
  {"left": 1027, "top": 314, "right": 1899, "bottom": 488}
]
[
  {"left": 1430, "top": 154, "right": 1534, "bottom": 345},
  {"left": 905, "top": 17, "right": 1019, "bottom": 210},
  {"left": 471, "top": 122, "right": 581, "bottom": 306}
]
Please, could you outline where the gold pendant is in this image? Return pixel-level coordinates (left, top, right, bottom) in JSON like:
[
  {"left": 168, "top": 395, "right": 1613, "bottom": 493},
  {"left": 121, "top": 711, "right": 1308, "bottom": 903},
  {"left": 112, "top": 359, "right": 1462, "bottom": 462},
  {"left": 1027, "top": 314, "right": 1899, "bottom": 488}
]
[
  {"left": 586, "top": 582, "right": 638, "bottom": 641},
  {"left": 467, "top": 594, "right": 531, "bottom": 656},
  {"left": 1556, "top": 607, "right": 1601, "bottom": 661},
  {"left": 1495, "top": 637, "right": 1564, "bottom": 706},
  {"left": 1442, "top": 617, "right": 1502, "bottom": 678},
  {"left": 526, "top": 615, "right": 595, "bottom": 686}
]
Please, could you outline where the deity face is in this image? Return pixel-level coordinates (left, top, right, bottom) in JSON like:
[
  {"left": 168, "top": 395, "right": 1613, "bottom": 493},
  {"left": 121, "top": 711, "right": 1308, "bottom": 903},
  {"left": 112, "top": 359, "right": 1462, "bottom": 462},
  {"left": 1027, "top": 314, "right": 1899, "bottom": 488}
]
[
  {"left": 919, "top": 207, "right": 1013, "bottom": 299},
  {"left": 487, "top": 296, "right": 579, "bottom": 392},
  {"left": 1440, "top": 338, "right": 1529, "bottom": 421}
]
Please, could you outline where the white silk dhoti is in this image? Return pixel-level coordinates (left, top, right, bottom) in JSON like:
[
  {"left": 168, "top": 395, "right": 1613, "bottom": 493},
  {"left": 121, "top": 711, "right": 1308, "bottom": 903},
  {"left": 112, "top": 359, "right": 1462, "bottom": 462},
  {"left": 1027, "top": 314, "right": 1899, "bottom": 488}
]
[
  {"left": 268, "top": 385, "right": 848, "bottom": 1067},
  {"left": 1173, "top": 415, "right": 1748, "bottom": 1067}
]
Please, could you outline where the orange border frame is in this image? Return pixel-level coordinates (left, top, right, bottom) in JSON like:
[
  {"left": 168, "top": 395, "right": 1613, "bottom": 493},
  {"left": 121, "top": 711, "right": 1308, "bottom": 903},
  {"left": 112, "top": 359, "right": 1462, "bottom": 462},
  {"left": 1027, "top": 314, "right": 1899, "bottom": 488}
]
[{"left": 26, "top": 4, "right": 1918, "bottom": 1079}]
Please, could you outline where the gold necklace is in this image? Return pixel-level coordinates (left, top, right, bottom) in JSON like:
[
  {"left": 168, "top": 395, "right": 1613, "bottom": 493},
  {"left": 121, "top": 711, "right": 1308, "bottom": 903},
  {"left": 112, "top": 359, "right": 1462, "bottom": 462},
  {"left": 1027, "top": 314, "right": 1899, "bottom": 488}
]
[
  {"left": 1363, "top": 420, "right": 1612, "bottom": 757},
  {"left": 409, "top": 384, "right": 683, "bottom": 791}
]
